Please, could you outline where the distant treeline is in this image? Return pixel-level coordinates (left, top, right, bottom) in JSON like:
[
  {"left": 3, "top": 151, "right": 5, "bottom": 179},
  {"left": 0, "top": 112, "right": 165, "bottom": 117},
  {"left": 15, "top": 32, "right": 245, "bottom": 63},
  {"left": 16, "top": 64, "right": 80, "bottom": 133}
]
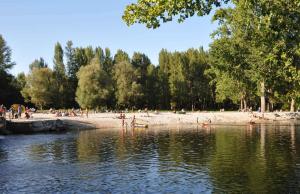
[{"left": 0, "top": 32, "right": 299, "bottom": 111}]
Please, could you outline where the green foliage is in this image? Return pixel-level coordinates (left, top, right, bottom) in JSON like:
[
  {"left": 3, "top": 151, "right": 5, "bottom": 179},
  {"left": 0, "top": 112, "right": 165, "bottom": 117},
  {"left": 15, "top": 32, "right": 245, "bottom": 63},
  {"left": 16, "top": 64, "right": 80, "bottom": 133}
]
[
  {"left": 114, "top": 50, "right": 130, "bottom": 64},
  {"left": 157, "top": 48, "right": 213, "bottom": 110},
  {"left": 29, "top": 58, "right": 48, "bottom": 71},
  {"left": 131, "top": 52, "right": 151, "bottom": 107},
  {"left": 122, "top": 0, "right": 300, "bottom": 111},
  {"left": 113, "top": 61, "right": 143, "bottom": 108},
  {"left": 123, "top": 0, "right": 229, "bottom": 28},
  {"left": 76, "top": 58, "right": 113, "bottom": 109},
  {"left": 65, "top": 41, "right": 78, "bottom": 80},
  {"left": 22, "top": 68, "right": 56, "bottom": 109},
  {"left": 53, "top": 42, "right": 69, "bottom": 108},
  {"left": 0, "top": 35, "right": 15, "bottom": 72},
  {"left": 53, "top": 42, "right": 65, "bottom": 75},
  {"left": 0, "top": 35, "right": 23, "bottom": 106},
  {"left": 158, "top": 49, "right": 171, "bottom": 109},
  {"left": 16, "top": 72, "right": 26, "bottom": 90}
]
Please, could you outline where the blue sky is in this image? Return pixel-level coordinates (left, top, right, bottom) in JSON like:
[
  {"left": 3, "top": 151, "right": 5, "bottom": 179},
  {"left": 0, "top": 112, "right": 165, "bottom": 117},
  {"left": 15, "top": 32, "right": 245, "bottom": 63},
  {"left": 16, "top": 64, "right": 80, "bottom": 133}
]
[{"left": 0, "top": 0, "right": 218, "bottom": 75}]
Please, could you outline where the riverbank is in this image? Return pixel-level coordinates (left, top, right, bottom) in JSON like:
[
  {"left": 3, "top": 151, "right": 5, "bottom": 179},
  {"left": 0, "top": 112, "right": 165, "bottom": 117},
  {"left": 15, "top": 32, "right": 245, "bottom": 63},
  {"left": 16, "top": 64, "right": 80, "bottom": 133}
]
[
  {"left": 11, "top": 111, "right": 300, "bottom": 130},
  {"left": 1, "top": 111, "right": 299, "bottom": 134}
]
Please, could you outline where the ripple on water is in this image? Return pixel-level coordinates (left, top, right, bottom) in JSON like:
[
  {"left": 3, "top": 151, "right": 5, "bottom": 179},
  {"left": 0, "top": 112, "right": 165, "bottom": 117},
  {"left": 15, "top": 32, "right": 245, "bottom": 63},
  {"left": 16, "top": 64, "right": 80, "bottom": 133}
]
[{"left": 1, "top": 125, "right": 300, "bottom": 193}]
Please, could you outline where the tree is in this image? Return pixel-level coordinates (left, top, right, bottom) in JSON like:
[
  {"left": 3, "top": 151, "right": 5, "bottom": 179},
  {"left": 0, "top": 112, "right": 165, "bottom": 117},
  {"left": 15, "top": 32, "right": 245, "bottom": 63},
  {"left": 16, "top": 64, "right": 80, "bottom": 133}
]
[
  {"left": 158, "top": 49, "right": 171, "bottom": 109},
  {"left": 53, "top": 42, "right": 65, "bottom": 76},
  {"left": 65, "top": 41, "right": 79, "bottom": 108},
  {"left": 74, "top": 48, "right": 89, "bottom": 68},
  {"left": 29, "top": 58, "right": 48, "bottom": 71},
  {"left": 125, "top": 0, "right": 300, "bottom": 112},
  {"left": 85, "top": 46, "right": 95, "bottom": 65},
  {"left": 114, "top": 50, "right": 130, "bottom": 64},
  {"left": 184, "top": 48, "right": 212, "bottom": 110},
  {"left": 145, "top": 64, "right": 160, "bottom": 109},
  {"left": 0, "top": 35, "right": 23, "bottom": 106},
  {"left": 53, "top": 42, "right": 69, "bottom": 108},
  {"left": 211, "top": 0, "right": 300, "bottom": 112},
  {"left": 209, "top": 36, "right": 256, "bottom": 110},
  {"left": 113, "top": 61, "right": 142, "bottom": 108},
  {"left": 16, "top": 72, "right": 26, "bottom": 91},
  {"left": 0, "top": 35, "right": 15, "bottom": 72},
  {"left": 22, "top": 68, "right": 56, "bottom": 109},
  {"left": 131, "top": 52, "right": 151, "bottom": 107},
  {"left": 103, "top": 48, "right": 114, "bottom": 75},
  {"left": 123, "top": 0, "right": 229, "bottom": 28},
  {"left": 76, "top": 57, "right": 113, "bottom": 109},
  {"left": 65, "top": 41, "right": 77, "bottom": 79}
]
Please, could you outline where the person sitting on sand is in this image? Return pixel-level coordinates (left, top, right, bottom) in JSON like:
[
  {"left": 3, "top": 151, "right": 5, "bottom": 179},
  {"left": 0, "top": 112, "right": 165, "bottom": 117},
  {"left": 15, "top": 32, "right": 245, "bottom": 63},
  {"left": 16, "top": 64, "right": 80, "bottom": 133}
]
[
  {"left": 70, "top": 108, "right": 77, "bottom": 117},
  {"left": 55, "top": 111, "right": 62, "bottom": 117},
  {"left": 25, "top": 112, "right": 30, "bottom": 119}
]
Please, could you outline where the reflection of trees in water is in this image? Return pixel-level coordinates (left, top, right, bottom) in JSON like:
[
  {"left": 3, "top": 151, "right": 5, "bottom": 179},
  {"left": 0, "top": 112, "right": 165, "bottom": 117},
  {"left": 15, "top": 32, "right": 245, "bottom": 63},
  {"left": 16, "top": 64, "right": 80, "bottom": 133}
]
[
  {"left": 29, "top": 139, "right": 77, "bottom": 162},
  {"left": 156, "top": 128, "right": 216, "bottom": 172},
  {"left": 209, "top": 124, "right": 300, "bottom": 193},
  {"left": 76, "top": 130, "right": 119, "bottom": 163},
  {"left": 24, "top": 125, "right": 300, "bottom": 192}
]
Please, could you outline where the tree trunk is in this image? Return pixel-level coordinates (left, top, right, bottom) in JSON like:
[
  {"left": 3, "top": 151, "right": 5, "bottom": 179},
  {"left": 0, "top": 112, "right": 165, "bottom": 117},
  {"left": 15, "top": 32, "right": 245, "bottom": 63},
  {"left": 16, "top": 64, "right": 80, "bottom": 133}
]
[
  {"left": 260, "top": 81, "right": 265, "bottom": 113},
  {"left": 243, "top": 99, "right": 247, "bottom": 111},
  {"left": 290, "top": 98, "right": 295, "bottom": 112},
  {"left": 240, "top": 99, "right": 244, "bottom": 111},
  {"left": 270, "top": 102, "right": 274, "bottom": 112},
  {"left": 266, "top": 102, "right": 270, "bottom": 112}
]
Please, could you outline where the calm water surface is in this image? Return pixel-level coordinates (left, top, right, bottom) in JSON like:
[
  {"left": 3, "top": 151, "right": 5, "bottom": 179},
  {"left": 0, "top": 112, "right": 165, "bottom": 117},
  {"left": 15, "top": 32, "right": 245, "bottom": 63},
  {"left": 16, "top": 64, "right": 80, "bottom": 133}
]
[{"left": 1, "top": 124, "right": 300, "bottom": 193}]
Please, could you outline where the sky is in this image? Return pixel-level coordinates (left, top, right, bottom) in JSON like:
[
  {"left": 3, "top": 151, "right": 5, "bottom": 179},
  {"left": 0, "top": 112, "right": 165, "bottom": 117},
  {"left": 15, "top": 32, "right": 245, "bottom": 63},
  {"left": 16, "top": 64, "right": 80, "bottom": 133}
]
[{"left": 0, "top": 0, "right": 218, "bottom": 75}]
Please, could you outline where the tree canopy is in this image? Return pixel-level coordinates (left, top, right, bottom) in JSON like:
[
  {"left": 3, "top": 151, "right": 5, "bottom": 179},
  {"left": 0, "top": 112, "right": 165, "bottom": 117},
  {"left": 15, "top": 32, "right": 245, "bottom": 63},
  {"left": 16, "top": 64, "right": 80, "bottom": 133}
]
[{"left": 123, "top": 0, "right": 229, "bottom": 28}]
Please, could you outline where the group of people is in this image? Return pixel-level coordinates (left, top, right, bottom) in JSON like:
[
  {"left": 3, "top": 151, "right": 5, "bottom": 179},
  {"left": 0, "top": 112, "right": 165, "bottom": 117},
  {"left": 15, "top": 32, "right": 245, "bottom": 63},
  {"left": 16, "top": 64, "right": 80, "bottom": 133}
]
[
  {"left": 51, "top": 108, "right": 89, "bottom": 118},
  {"left": 0, "top": 104, "right": 33, "bottom": 119}
]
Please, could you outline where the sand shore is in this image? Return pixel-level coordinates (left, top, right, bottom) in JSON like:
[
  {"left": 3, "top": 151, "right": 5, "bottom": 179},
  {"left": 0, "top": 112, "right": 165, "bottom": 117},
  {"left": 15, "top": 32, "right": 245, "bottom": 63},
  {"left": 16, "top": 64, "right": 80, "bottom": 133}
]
[{"left": 9, "top": 111, "right": 300, "bottom": 130}]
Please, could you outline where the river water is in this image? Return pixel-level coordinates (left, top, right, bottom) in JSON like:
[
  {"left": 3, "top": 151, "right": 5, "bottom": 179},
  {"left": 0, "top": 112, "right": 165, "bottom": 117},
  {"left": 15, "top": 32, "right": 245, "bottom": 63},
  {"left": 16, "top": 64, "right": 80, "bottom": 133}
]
[{"left": 0, "top": 124, "right": 300, "bottom": 193}]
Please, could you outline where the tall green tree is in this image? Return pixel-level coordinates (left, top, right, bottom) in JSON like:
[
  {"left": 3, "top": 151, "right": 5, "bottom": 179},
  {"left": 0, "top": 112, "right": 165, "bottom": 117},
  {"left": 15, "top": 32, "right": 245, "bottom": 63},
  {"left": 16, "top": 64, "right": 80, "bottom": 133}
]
[
  {"left": 113, "top": 61, "right": 142, "bottom": 108},
  {"left": 158, "top": 49, "right": 171, "bottom": 109},
  {"left": 65, "top": 41, "right": 77, "bottom": 79},
  {"left": 53, "top": 42, "right": 65, "bottom": 76},
  {"left": 53, "top": 42, "right": 68, "bottom": 108},
  {"left": 145, "top": 64, "right": 160, "bottom": 109},
  {"left": 84, "top": 46, "right": 95, "bottom": 65},
  {"left": 29, "top": 58, "right": 47, "bottom": 71},
  {"left": 103, "top": 48, "right": 114, "bottom": 74},
  {"left": 76, "top": 57, "right": 113, "bottom": 109},
  {"left": 114, "top": 50, "right": 130, "bottom": 64},
  {"left": 65, "top": 40, "right": 79, "bottom": 107},
  {"left": 0, "top": 35, "right": 23, "bottom": 106},
  {"left": 0, "top": 35, "right": 15, "bottom": 72},
  {"left": 22, "top": 67, "right": 56, "bottom": 109},
  {"left": 16, "top": 72, "right": 26, "bottom": 91},
  {"left": 131, "top": 52, "right": 151, "bottom": 107},
  {"left": 185, "top": 48, "right": 212, "bottom": 110}
]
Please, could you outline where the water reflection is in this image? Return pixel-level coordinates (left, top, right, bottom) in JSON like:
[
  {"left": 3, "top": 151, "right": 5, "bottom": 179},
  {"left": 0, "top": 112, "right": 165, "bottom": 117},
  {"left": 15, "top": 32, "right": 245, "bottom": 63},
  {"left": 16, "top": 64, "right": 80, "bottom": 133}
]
[{"left": 0, "top": 124, "right": 300, "bottom": 193}]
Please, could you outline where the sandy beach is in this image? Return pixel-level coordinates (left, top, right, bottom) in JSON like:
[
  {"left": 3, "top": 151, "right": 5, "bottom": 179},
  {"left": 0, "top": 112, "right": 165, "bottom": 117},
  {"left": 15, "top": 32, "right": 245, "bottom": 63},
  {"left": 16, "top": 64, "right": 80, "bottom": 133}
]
[{"left": 9, "top": 111, "right": 300, "bottom": 130}]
